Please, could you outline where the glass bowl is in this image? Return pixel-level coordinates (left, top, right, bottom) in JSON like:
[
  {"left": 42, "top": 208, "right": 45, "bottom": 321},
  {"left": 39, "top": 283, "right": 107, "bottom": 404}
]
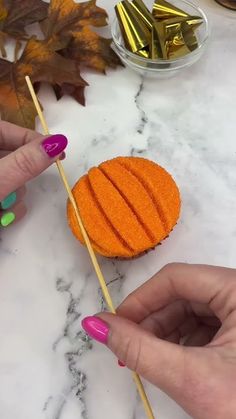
[{"left": 111, "top": 0, "right": 209, "bottom": 78}]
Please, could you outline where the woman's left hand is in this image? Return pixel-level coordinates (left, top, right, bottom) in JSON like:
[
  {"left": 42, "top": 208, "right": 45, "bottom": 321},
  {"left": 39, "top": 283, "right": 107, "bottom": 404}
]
[{"left": 0, "top": 121, "right": 68, "bottom": 228}]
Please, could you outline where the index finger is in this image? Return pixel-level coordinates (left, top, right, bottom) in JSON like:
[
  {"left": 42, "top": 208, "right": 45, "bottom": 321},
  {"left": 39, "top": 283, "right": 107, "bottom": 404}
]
[
  {"left": 0, "top": 121, "right": 42, "bottom": 151},
  {"left": 117, "top": 263, "right": 236, "bottom": 322}
]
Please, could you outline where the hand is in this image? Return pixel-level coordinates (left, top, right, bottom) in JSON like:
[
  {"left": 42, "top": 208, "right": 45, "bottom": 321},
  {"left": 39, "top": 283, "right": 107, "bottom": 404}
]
[
  {"left": 0, "top": 121, "right": 67, "bottom": 228},
  {"left": 82, "top": 263, "right": 236, "bottom": 419}
]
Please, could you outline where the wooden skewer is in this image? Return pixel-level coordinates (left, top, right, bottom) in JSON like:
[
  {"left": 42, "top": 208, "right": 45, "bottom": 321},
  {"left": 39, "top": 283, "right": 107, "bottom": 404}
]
[{"left": 25, "top": 75, "right": 155, "bottom": 419}]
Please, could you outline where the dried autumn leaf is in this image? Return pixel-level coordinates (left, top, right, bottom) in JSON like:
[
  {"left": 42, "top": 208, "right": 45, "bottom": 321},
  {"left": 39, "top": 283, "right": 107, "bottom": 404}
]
[
  {"left": 41, "top": 0, "right": 121, "bottom": 102},
  {"left": 64, "top": 26, "right": 121, "bottom": 73},
  {"left": 53, "top": 83, "right": 86, "bottom": 106},
  {"left": 0, "top": 57, "right": 38, "bottom": 128},
  {"left": 20, "top": 37, "right": 87, "bottom": 87},
  {"left": 0, "top": 0, "right": 121, "bottom": 129},
  {"left": 0, "top": 36, "right": 87, "bottom": 128},
  {"left": 0, "top": 0, "right": 48, "bottom": 57},
  {"left": 41, "top": 0, "right": 108, "bottom": 40}
]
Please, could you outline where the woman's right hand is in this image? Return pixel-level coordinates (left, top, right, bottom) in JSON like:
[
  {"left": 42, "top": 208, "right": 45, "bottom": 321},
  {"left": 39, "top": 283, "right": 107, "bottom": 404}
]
[{"left": 82, "top": 264, "right": 236, "bottom": 419}]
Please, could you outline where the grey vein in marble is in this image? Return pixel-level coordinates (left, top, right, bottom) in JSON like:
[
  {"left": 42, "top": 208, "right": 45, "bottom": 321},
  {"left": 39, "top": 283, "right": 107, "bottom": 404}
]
[{"left": 134, "top": 77, "right": 148, "bottom": 135}]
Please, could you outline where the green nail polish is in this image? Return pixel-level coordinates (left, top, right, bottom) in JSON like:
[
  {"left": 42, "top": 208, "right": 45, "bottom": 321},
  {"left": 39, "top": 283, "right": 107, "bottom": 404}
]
[
  {"left": 1, "top": 212, "right": 15, "bottom": 227},
  {"left": 1, "top": 192, "right": 17, "bottom": 210}
]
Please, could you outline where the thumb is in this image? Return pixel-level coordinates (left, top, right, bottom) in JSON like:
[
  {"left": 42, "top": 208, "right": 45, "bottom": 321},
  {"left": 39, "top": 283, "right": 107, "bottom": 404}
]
[
  {"left": 82, "top": 313, "right": 187, "bottom": 394},
  {"left": 0, "top": 133, "right": 68, "bottom": 201},
  {"left": 82, "top": 314, "right": 226, "bottom": 419}
]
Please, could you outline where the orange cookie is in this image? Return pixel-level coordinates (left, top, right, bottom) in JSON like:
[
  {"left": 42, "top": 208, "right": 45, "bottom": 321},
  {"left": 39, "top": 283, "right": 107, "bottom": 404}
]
[{"left": 67, "top": 156, "right": 181, "bottom": 258}]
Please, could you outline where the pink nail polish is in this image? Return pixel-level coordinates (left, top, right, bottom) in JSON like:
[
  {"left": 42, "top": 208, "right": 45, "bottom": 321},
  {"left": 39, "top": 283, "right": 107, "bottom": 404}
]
[
  {"left": 81, "top": 316, "right": 109, "bottom": 344},
  {"left": 42, "top": 134, "right": 68, "bottom": 158},
  {"left": 118, "top": 360, "right": 126, "bottom": 367}
]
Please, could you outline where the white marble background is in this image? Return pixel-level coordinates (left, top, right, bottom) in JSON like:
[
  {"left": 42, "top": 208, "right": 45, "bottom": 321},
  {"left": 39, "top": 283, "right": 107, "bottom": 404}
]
[{"left": 0, "top": 0, "right": 236, "bottom": 418}]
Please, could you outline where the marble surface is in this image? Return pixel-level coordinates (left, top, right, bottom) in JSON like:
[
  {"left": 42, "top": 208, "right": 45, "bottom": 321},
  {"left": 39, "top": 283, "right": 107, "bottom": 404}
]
[{"left": 1, "top": 1, "right": 236, "bottom": 418}]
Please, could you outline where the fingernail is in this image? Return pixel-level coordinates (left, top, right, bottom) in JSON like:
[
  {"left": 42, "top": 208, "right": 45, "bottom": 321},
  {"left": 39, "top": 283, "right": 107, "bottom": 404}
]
[
  {"left": 118, "top": 360, "right": 126, "bottom": 367},
  {"left": 59, "top": 151, "right": 66, "bottom": 161},
  {"left": 1, "top": 212, "right": 15, "bottom": 227},
  {"left": 1, "top": 192, "right": 17, "bottom": 210},
  {"left": 42, "top": 134, "right": 68, "bottom": 158},
  {"left": 81, "top": 316, "right": 109, "bottom": 344}
]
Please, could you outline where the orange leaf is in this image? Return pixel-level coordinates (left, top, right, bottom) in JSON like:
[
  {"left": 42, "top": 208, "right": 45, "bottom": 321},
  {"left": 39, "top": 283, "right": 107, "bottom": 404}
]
[
  {"left": 19, "top": 37, "right": 87, "bottom": 87},
  {"left": 0, "top": 0, "right": 48, "bottom": 56},
  {"left": 0, "top": 57, "right": 37, "bottom": 128},
  {"left": 0, "top": 0, "right": 121, "bottom": 129},
  {"left": 0, "top": 36, "right": 87, "bottom": 128},
  {"left": 41, "top": 0, "right": 108, "bottom": 40},
  {"left": 65, "top": 27, "right": 121, "bottom": 73},
  {"left": 53, "top": 83, "right": 86, "bottom": 106},
  {"left": 41, "top": 0, "right": 121, "bottom": 103}
]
